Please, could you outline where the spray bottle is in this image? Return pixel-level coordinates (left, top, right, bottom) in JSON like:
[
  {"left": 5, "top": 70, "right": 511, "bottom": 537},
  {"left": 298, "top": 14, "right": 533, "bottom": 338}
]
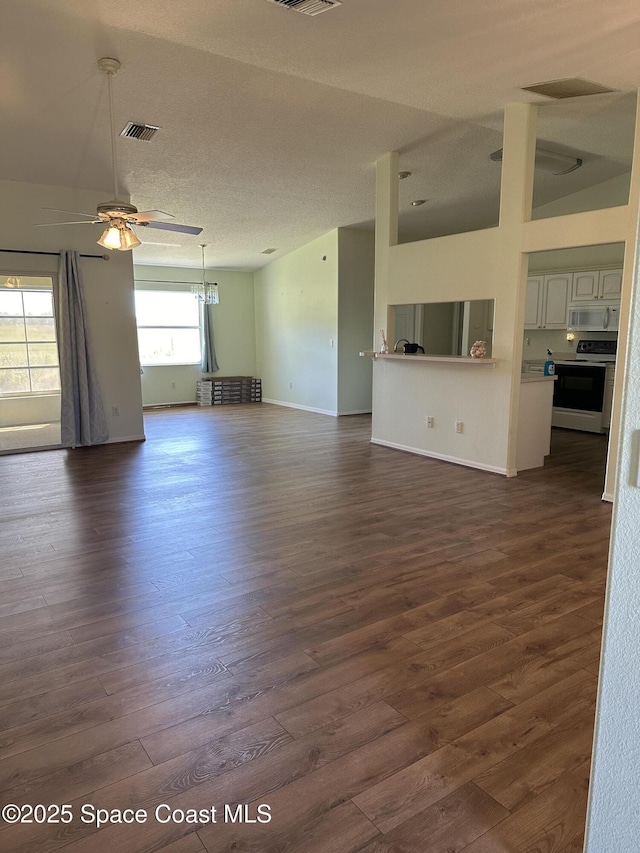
[{"left": 544, "top": 348, "right": 555, "bottom": 376}]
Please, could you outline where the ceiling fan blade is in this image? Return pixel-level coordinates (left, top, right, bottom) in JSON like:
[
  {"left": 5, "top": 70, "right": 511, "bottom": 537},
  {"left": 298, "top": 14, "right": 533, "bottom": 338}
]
[
  {"left": 143, "top": 221, "right": 203, "bottom": 235},
  {"left": 42, "top": 207, "right": 97, "bottom": 219},
  {"left": 132, "top": 210, "right": 175, "bottom": 223},
  {"left": 137, "top": 240, "right": 182, "bottom": 247},
  {"left": 35, "top": 220, "right": 102, "bottom": 227}
]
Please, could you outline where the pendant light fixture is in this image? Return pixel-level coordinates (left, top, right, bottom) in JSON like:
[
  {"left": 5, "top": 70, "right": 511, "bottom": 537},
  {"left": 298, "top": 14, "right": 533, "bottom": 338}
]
[{"left": 192, "top": 244, "right": 219, "bottom": 304}]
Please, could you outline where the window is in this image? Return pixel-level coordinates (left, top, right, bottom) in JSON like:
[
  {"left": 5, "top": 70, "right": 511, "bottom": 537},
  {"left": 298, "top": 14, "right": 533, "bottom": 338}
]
[
  {"left": 134, "top": 290, "right": 201, "bottom": 366},
  {"left": 0, "top": 277, "right": 60, "bottom": 395}
]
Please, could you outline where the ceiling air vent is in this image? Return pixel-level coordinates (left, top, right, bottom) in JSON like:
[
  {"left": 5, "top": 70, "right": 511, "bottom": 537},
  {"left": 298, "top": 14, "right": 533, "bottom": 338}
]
[
  {"left": 267, "top": 0, "right": 342, "bottom": 16},
  {"left": 522, "top": 78, "right": 615, "bottom": 99},
  {"left": 261, "top": 248, "right": 277, "bottom": 254},
  {"left": 120, "top": 122, "right": 160, "bottom": 142}
]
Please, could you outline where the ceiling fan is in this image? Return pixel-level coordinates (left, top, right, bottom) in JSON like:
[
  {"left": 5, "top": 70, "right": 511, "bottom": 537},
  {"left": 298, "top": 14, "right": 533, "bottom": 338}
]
[{"left": 36, "top": 58, "right": 203, "bottom": 251}]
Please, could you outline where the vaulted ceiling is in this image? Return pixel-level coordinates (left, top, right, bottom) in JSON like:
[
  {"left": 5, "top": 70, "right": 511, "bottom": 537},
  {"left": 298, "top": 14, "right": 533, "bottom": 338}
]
[{"left": 2, "top": 0, "right": 639, "bottom": 269}]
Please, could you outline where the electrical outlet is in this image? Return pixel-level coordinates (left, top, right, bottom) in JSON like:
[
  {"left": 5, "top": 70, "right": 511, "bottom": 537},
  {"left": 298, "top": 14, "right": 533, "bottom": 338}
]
[
  {"left": 455, "top": 420, "right": 463, "bottom": 434},
  {"left": 526, "top": 337, "right": 531, "bottom": 346},
  {"left": 329, "top": 338, "right": 335, "bottom": 348},
  {"left": 426, "top": 416, "right": 434, "bottom": 428},
  {"left": 112, "top": 406, "right": 119, "bottom": 417}
]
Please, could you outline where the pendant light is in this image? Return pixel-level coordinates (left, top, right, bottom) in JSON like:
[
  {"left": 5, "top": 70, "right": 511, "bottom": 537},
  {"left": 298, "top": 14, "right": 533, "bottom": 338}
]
[{"left": 192, "top": 244, "right": 219, "bottom": 304}]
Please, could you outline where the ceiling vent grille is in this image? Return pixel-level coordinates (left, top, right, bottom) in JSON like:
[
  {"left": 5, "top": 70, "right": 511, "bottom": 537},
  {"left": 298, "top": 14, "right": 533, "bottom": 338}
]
[
  {"left": 522, "top": 78, "right": 615, "bottom": 99},
  {"left": 120, "top": 122, "right": 160, "bottom": 142},
  {"left": 261, "top": 248, "right": 277, "bottom": 254},
  {"left": 267, "top": 0, "right": 342, "bottom": 16}
]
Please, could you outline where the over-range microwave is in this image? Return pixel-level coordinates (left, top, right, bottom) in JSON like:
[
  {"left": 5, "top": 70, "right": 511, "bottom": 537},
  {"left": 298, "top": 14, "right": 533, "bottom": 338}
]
[{"left": 567, "top": 303, "right": 619, "bottom": 332}]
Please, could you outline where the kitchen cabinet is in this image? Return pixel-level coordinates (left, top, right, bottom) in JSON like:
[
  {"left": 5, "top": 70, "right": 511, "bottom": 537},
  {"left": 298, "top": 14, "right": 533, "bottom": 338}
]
[
  {"left": 522, "top": 360, "right": 546, "bottom": 375},
  {"left": 525, "top": 273, "right": 570, "bottom": 330},
  {"left": 516, "top": 375, "right": 555, "bottom": 471},
  {"left": 570, "top": 268, "right": 623, "bottom": 302},
  {"left": 599, "top": 269, "right": 623, "bottom": 300}
]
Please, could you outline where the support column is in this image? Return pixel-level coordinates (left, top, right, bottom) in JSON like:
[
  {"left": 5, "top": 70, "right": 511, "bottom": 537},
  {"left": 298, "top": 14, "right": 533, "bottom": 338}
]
[
  {"left": 373, "top": 152, "right": 399, "bottom": 347},
  {"left": 499, "top": 103, "right": 538, "bottom": 476}
]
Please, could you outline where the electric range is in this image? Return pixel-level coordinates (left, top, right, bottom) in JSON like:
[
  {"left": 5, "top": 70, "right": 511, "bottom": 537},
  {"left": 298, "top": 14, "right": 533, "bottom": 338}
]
[{"left": 552, "top": 339, "right": 617, "bottom": 433}]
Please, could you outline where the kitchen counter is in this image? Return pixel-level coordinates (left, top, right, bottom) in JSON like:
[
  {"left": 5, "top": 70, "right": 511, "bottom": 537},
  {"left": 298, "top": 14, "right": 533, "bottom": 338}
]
[
  {"left": 516, "top": 374, "right": 555, "bottom": 471},
  {"left": 360, "top": 351, "right": 496, "bottom": 367},
  {"left": 521, "top": 374, "right": 557, "bottom": 383}
]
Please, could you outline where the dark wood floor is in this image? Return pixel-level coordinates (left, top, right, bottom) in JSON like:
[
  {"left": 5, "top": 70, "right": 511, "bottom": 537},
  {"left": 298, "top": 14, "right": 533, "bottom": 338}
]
[{"left": 0, "top": 406, "right": 611, "bottom": 853}]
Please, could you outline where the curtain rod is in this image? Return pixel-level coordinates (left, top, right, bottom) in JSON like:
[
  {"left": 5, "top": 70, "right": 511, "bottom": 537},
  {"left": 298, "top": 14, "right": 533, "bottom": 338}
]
[
  {"left": 0, "top": 249, "right": 109, "bottom": 260},
  {"left": 135, "top": 279, "right": 201, "bottom": 284}
]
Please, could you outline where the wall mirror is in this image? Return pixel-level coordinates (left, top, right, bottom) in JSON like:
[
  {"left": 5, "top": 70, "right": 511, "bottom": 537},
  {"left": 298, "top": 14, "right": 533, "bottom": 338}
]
[{"left": 390, "top": 299, "right": 494, "bottom": 357}]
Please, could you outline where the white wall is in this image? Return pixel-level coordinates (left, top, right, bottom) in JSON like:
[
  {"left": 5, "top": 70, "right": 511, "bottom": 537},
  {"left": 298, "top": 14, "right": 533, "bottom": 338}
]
[
  {"left": 532, "top": 172, "right": 631, "bottom": 220},
  {"left": 0, "top": 394, "right": 60, "bottom": 428},
  {"left": 528, "top": 242, "right": 625, "bottom": 273},
  {"left": 337, "top": 228, "right": 374, "bottom": 414},
  {"left": 134, "top": 264, "right": 255, "bottom": 406},
  {"left": 0, "top": 179, "right": 143, "bottom": 442},
  {"left": 255, "top": 230, "right": 339, "bottom": 415},
  {"left": 373, "top": 226, "right": 514, "bottom": 474},
  {"left": 585, "top": 231, "right": 640, "bottom": 852}
]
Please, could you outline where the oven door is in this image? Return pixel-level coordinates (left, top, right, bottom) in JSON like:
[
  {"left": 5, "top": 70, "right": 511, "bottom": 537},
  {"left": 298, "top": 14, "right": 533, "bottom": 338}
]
[{"left": 553, "top": 363, "right": 606, "bottom": 412}]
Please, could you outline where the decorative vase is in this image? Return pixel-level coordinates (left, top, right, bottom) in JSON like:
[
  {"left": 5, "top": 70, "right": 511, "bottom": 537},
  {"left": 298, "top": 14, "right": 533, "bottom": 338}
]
[
  {"left": 379, "top": 329, "right": 389, "bottom": 354},
  {"left": 470, "top": 340, "right": 487, "bottom": 358}
]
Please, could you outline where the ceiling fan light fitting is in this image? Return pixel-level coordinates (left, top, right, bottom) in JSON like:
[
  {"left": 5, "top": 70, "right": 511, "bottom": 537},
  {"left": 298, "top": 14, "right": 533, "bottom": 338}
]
[
  {"left": 489, "top": 146, "right": 582, "bottom": 175},
  {"left": 97, "top": 222, "right": 141, "bottom": 251}
]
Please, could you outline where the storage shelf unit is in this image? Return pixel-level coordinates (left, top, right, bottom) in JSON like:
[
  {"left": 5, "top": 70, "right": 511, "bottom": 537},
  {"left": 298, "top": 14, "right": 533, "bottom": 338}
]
[{"left": 197, "top": 377, "right": 262, "bottom": 406}]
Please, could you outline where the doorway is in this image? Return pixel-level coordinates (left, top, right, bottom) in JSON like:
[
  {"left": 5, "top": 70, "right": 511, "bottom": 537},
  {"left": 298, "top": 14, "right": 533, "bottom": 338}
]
[
  {"left": 0, "top": 274, "right": 61, "bottom": 453},
  {"left": 523, "top": 243, "right": 624, "bottom": 493}
]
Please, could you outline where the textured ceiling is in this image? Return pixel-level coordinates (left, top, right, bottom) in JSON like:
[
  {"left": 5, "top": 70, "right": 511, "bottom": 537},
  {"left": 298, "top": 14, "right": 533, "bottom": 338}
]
[{"left": 1, "top": 0, "right": 639, "bottom": 269}]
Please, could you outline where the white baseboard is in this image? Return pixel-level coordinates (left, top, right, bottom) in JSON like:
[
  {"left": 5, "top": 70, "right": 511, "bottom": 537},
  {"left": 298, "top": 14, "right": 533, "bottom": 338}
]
[
  {"left": 106, "top": 434, "right": 146, "bottom": 444},
  {"left": 262, "top": 399, "right": 338, "bottom": 417},
  {"left": 337, "top": 409, "right": 372, "bottom": 416},
  {"left": 601, "top": 491, "right": 614, "bottom": 503},
  {"left": 144, "top": 401, "right": 195, "bottom": 408},
  {"left": 370, "top": 437, "right": 509, "bottom": 476}
]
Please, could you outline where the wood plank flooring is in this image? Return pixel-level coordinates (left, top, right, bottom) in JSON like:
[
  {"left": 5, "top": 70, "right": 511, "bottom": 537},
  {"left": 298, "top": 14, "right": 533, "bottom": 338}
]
[{"left": 0, "top": 405, "right": 611, "bottom": 852}]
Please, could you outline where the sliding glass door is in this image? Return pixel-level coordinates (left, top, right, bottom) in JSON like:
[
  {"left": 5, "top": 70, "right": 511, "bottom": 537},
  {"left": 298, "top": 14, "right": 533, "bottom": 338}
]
[{"left": 0, "top": 275, "right": 61, "bottom": 452}]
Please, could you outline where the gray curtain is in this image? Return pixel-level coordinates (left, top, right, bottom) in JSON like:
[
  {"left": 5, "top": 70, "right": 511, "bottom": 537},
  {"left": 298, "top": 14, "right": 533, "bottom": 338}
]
[
  {"left": 55, "top": 251, "right": 108, "bottom": 447},
  {"left": 202, "top": 303, "right": 219, "bottom": 374}
]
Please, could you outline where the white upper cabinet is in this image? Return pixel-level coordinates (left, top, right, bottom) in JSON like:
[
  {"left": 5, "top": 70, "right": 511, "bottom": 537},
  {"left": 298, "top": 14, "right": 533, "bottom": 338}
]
[
  {"left": 599, "top": 269, "right": 623, "bottom": 300},
  {"left": 525, "top": 276, "right": 544, "bottom": 328},
  {"left": 525, "top": 274, "right": 570, "bottom": 330},
  {"left": 544, "top": 274, "right": 571, "bottom": 328},
  {"left": 571, "top": 271, "right": 600, "bottom": 302},
  {"left": 571, "top": 268, "right": 623, "bottom": 302}
]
